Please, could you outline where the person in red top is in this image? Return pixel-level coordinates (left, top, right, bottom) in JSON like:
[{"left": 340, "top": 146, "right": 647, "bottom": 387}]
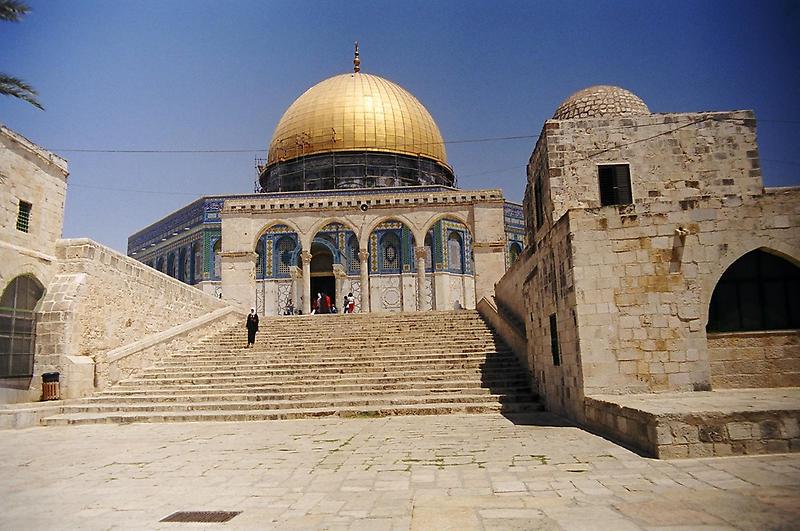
[{"left": 320, "top": 292, "right": 331, "bottom": 314}]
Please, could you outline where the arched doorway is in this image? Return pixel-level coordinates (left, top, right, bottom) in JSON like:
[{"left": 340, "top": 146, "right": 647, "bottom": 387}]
[
  {"left": 0, "top": 275, "right": 45, "bottom": 378},
  {"left": 310, "top": 241, "right": 336, "bottom": 308}
]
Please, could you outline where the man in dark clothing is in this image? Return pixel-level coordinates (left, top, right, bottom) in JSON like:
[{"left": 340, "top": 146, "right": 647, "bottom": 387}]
[{"left": 246, "top": 308, "right": 259, "bottom": 347}]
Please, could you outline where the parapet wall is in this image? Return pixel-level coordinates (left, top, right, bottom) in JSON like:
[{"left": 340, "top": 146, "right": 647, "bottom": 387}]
[{"left": 32, "top": 238, "right": 229, "bottom": 399}]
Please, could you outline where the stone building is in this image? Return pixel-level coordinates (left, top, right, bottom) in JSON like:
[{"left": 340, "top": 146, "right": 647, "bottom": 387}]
[
  {"left": 492, "top": 85, "right": 799, "bottom": 449},
  {"left": 127, "top": 60, "right": 525, "bottom": 315},
  {"left": 0, "top": 125, "right": 68, "bottom": 403},
  {"left": 0, "top": 126, "right": 233, "bottom": 406}
]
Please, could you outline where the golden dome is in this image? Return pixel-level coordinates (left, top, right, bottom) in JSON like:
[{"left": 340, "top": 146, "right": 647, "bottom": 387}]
[
  {"left": 267, "top": 73, "right": 449, "bottom": 167},
  {"left": 553, "top": 85, "right": 650, "bottom": 120}
]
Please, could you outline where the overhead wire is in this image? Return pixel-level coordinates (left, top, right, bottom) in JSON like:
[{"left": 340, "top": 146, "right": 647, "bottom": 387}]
[{"left": 49, "top": 115, "right": 799, "bottom": 195}]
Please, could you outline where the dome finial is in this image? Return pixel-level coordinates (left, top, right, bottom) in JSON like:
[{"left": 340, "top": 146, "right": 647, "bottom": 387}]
[{"left": 353, "top": 41, "right": 361, "bottom": 73}]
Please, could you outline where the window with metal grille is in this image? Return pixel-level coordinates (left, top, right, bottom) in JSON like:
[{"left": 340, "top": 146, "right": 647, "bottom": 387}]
[
  {"left": 348, "top": 235, "right": 360, "bottom": 273},
  {"left": 276, "top": 236, "right": 295, "bottom": 276},
  {"left": 0, "top": 275, "right": 44, "bottom": 378},
  {"left": 708, "top": 250, "right": 800, "bottom": 332},
  {"left": 255, "top": 241, "right": 265, "bottom": 278},
  {"left": 16, "top": 201, "right": 31, "bottom": 233},
  {"left": 381, "top": 233, "right": 400, "bottom": 270},
  {"left": 598, "top": 164, "right": 632, "bottom": 206},
  {"left": 549, "top": 313, "right": 561, "bottom": 366}
]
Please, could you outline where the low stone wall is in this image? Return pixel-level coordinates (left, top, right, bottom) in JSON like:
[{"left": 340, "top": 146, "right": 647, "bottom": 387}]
[
  {"left": 493, "top": 247, "right": 531, "bottom": 326},
  {"left": 585, "top": 389, "right": 800, "bottom": 458},
  {"left": 708, "top": 330, "right": 800, "bottom": 389},
  {"left": 32, "top": 238, "right": 230, "bottom": 399},
  {"left": 476, "top": 297, "right": 531, "bottom": 376},
  {"left": 97, "top": 306, "right": 244, "bottom": 389}
]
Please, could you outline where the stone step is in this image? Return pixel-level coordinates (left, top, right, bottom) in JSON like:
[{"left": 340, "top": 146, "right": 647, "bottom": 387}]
[
  {"left": 60, "top": 393, "right": 535, "bottom": 414},
  {"left": 120, "top": 367, "right": 526, "bottom": 386},
  {"left": 154, "top": 352, "right": 517, "bottom": 367},
  {"left": 147, "top": 360, "right": 520, "bottom": 373},
  {"left": 186, "top": 342, "right": 505, "bottom": 352},
  {"left": 100, "top": 378, "right": 530, "bottom": 395},
  {"left": 42, "top": 401, "right": 542, "bottom": 426},
  {"left": 138, "top": 360, "right": 522, "bottom": 377},
  {"left": 40, "top": 310, "right": 540, "bottom": 427},
  {"left": 86, "top": 386, "right": 532, "bottom": 403}
]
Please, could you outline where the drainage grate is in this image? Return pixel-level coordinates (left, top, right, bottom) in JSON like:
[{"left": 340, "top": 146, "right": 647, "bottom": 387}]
[{"left": 160, "top": 511, "right": 241, "bottom": 523}]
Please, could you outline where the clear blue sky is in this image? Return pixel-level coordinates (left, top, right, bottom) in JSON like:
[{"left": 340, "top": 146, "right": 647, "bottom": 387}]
[{"left": 2, "top": 0, "right": 798, "bottom": 252}]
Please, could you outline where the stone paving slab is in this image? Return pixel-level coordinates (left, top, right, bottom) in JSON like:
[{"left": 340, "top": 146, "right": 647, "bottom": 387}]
[{"left": 0, "top": 413, "right": 798, "bottom": 530}]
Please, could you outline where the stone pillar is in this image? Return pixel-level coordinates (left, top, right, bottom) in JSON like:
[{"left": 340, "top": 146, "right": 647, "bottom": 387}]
[
  {"left": 220, "top": 251, "right": 257, "bottom": 309},
  {"left": 301, "top": 250, "right": 312, "bottom": 315},
  {"left": 415, "top": 246, "right": 427, "bottom": 311},
  {"left": 333, "top": 263, "right": 347, "bottom": 310},
  {"left": 289, "top": 265, "right": 302, "bottom": 314},
  {"left": 359, "top": 250, "right": 370, "bottom": 312}
]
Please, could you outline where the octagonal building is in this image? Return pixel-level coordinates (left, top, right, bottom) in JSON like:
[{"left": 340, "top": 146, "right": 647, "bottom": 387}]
[{"left": 128, "top": 51, "right": 525, "bottom": 315}]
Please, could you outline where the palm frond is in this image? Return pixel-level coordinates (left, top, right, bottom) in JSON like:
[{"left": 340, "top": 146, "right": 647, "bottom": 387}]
[
  {"left": 0, "top": 0, "right": 30, "bottom": 22},
  {"left": 0, "top": 73, "right": 44, "bottom": 110}
]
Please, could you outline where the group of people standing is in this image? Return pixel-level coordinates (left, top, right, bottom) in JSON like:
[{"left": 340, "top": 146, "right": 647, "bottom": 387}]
[
  {"left": 245, "top": 292, "right": 358, "bottom": 346},
  {"left": 310, "top": 292, "right": 356, "bottom": 314}
]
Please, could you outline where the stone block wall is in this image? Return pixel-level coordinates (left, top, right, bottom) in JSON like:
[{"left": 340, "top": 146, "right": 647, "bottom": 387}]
[
  {"left": 567, "top": 187, "right": 799, "bottom": 398},
  {"left": 0, "top": 126, "right": 68, "bottom": 259},
  {"left": 493, "top": 246, "right": 532, "bottom": 326},
  {"left": 0, "top": 126, "right": 68, "bottom": 403},
  {"left": 503, "top": 108, "right": 800, "bottom": 427},
  {"left": 32, "top": 238, "right": 229, "bottom": 400},
  {"left": 520, "top": 216, "right": 583, "bottom": 419},
  {"left": 708, "top": 330, "right": 800, "bottom": 389},
  {"left": 536, "top": 110, "right": 762, "bottom": 227}
]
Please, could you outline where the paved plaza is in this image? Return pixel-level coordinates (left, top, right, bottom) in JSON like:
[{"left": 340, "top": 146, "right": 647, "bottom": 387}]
[{"left": 1, "top": 413, "right": 798, "bottom": 530}]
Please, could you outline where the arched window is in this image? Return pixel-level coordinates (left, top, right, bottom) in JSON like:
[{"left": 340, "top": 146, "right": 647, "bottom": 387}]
[
  {"left": 255, "top": 240, "right": 265, "bottom": 279},
  {"left": 166, "top": 253, "right": 176, "bottom": 278},
  {"left": 193, "top": 250, "right": 202, "bottom": 283},
  {"left": 0, "top": 276, "right": 44, "bottom": 378},
  {"left": 708, "top": 250, "right": 800, "bottom": 332},
  {"left": 177, "top": 248, "right": 186, "bottom": 282},
  {"left": 348, "top": 235, "right": 360, "bottom": 274},
  {"left": 188, "top": 244, "right": 196, "bottom": 284},
  {"left": 156, "top": 256, "right": 164, "bottom": 273},
  {"left": 276, "top": 236, "right": 296, "bottom": 276},
  {"left": 381, "top": 232, "right": 400, "bottom": 271},
  {"left": 509, "top": 242, "right": 522, "bottom": 264},
  {"left": 424, "top": 232, "right": 433, "bottom": 271},
  {"left": 212, "top": 239, "right": 222, "bottom": 280},
  {"left": 448, "top": 231, "right": 464, "bottom": 273}
]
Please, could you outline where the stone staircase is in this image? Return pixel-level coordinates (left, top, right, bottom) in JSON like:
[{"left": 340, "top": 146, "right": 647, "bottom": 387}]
[{"left": 42, "top": 310, "right": 540, "bottom": 426}]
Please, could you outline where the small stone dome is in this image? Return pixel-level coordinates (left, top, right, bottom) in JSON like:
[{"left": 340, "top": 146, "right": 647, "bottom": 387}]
[{"left": 553, "top": 85, "right": 650, "bottom": 120}]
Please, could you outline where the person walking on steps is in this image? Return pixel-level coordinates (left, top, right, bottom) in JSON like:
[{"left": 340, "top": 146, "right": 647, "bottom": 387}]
[{"left": 246, "top": 308, "right": 259, "bottom": 347}]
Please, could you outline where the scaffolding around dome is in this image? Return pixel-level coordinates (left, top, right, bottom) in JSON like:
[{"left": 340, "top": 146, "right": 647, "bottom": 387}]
[{"left": 255, "top": 150, "right": 456, "bottom": 193}]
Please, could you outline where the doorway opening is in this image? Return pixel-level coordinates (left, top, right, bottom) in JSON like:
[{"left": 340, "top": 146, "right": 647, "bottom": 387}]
[{"left": 310, "top": 241, "right": 337, "bottom": 308}]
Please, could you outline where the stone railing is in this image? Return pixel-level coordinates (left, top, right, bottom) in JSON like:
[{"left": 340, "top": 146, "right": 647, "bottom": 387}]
[
  {"left": 476, "top": 296, "right": 531, "bottom": 377},
  {"left": 96, "top": 306, "right": 245, "bottom": 389},
  {"left": 33, "top": 238, "right": 232, "bottom": 399}
]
